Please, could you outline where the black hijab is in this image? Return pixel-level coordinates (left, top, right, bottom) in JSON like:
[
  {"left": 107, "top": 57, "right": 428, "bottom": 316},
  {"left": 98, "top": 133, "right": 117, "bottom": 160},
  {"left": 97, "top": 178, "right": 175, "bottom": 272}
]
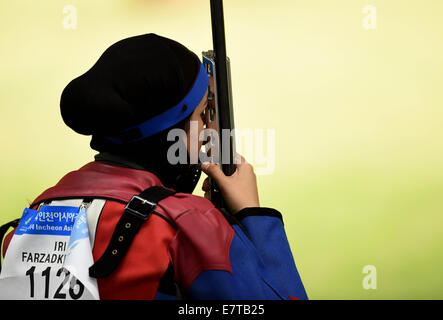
[{"left": 60, "top": 33, "right": 202, "bottom": 192}]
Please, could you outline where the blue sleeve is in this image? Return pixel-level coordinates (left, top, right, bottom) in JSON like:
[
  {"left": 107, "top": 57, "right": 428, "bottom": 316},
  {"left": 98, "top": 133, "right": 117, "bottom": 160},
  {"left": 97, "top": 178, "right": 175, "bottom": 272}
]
[
  {"left": 236, "top": 208, "right": 308, "bottom": 300},
  {"left": 188, "top": 208, "right": 308, "bottom": 300}
]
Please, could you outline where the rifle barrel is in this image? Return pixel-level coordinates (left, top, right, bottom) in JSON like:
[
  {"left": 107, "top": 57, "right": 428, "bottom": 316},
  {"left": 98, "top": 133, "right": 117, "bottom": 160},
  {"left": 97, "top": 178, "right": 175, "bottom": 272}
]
[{"left": 210, "top": 0, "right": 236, "bottom": 176}]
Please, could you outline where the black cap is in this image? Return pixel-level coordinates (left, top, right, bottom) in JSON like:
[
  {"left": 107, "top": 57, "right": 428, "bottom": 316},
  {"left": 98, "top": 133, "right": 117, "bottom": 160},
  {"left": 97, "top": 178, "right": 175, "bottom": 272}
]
[
  {"left": 60, "top": 33, "right": 203, "bottom": 191},
  {"left": 60, "top": 33, "right": 200, "bottom": 137}
]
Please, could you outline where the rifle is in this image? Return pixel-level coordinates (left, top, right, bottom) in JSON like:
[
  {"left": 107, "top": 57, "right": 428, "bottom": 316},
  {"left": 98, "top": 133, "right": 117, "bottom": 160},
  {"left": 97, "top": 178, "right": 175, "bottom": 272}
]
[{"left": 202, "top": 0, "right": 236, "bottom": 210}]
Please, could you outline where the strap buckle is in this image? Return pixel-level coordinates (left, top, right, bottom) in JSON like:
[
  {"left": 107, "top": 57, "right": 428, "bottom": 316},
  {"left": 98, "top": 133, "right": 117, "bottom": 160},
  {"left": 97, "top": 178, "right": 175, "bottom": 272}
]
[{"left": 124, "top": 195, "right": 156, "bottom": 221}]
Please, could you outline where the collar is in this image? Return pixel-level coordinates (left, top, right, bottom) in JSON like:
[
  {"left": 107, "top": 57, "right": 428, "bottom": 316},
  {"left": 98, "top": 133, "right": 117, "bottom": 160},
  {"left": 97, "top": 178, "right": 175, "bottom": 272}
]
[{"left": 94, "top": 152, "right": 147, "bottom": 171}]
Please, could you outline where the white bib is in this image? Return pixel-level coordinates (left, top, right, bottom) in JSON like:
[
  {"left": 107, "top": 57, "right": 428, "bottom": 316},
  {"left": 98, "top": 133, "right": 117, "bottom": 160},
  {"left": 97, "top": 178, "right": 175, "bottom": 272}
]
[{"left": 0, "top": 204, "right": 100, "bottom": 300}]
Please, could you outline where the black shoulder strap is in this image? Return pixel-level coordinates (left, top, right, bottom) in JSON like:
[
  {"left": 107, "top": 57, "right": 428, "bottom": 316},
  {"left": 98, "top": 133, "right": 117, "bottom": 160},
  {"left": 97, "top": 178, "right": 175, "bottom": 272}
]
[
  {"left": 0, "top": 218, "right": 20, "bottom": 273},
  {"left": 89, "top": 186, "right": 176, "bottom": 278}
]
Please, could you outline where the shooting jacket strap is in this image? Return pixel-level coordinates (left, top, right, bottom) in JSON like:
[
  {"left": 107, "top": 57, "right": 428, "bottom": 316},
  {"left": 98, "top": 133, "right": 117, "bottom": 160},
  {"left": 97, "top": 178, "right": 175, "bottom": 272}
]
[{"left": 89, "top": 186, "right": 176, "bottom": 278}]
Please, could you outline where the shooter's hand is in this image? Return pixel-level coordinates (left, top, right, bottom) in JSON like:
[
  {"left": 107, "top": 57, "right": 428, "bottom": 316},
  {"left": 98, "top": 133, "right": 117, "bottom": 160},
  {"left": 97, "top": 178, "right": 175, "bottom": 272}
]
[{"left": 201, "top": 155, "right": 260, "bottom": 214}]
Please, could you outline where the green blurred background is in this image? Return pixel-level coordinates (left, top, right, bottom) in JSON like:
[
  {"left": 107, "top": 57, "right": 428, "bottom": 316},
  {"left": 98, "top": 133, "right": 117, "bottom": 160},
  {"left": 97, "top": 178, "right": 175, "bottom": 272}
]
[{"left": 1, "top": 0, "right": 442, "bottom": 299}]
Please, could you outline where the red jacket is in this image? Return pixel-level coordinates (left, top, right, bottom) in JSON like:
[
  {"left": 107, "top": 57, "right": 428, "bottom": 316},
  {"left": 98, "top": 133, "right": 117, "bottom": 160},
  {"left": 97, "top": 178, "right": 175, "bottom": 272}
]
[
  {"left": 2, "top": 161, "right": 308, "bottom": 300},
  {"left": 3, "top": 161, "right": 234, "bottom": 299}
]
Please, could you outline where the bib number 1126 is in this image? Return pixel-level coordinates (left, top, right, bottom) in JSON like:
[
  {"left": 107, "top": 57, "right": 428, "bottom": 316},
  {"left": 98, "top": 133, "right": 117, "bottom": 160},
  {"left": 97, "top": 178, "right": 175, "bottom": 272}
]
[{"left": 25, "top": 266, "right": 85, "bottom": 299}]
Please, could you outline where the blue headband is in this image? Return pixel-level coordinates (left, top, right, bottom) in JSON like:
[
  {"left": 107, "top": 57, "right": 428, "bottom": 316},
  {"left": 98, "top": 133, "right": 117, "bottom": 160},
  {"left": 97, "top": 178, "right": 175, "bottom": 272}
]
[{"left": 105, "top": 62, "right": 209, "bottom": 144}]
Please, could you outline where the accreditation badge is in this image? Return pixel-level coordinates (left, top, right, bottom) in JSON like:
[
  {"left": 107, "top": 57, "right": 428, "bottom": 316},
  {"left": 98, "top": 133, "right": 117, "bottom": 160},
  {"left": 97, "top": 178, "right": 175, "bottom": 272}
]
[{"left": 0, "top": 205, "right": 100, "bottom": 300}]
